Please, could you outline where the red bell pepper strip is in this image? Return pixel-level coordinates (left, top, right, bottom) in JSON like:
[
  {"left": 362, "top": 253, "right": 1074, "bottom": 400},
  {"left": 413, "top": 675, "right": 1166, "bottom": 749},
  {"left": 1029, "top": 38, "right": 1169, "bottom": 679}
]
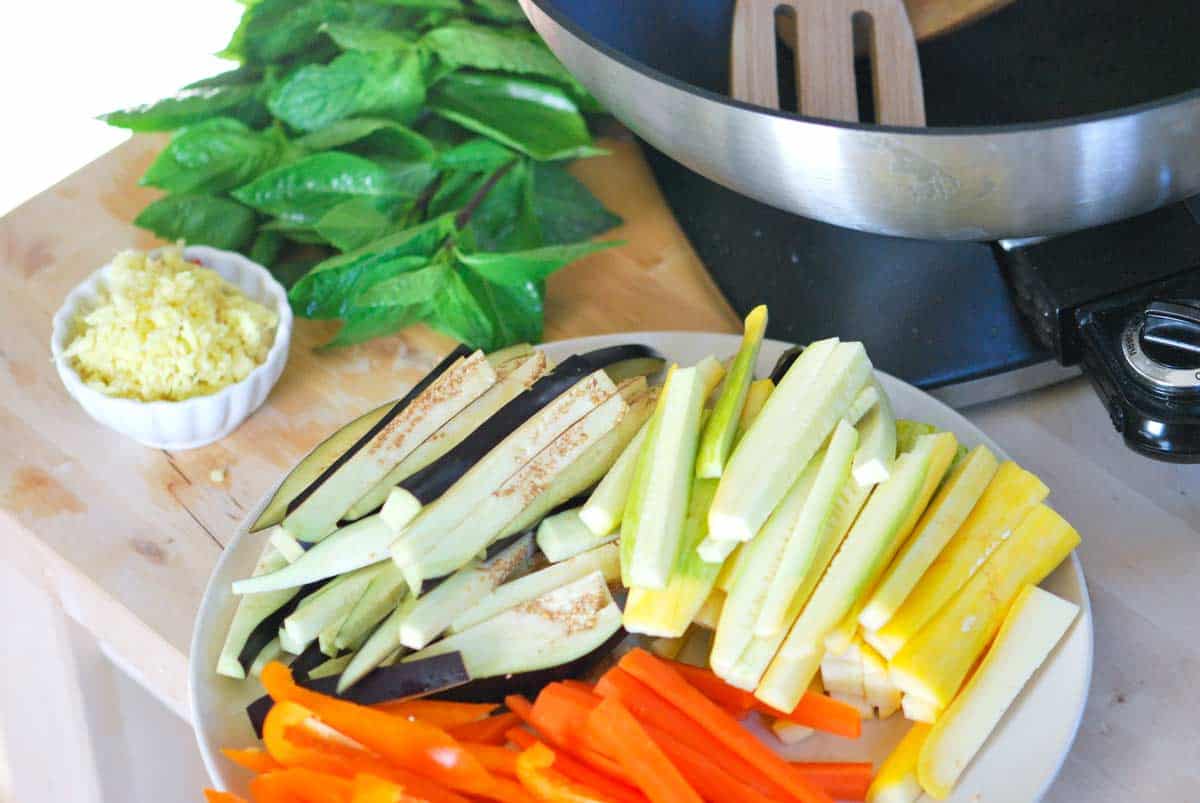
[
  {"left": 583, "top": 698, "right": 702, "bottom": 803},
  {"left": 447, "top": 712, "right": 522, "bottom": 745}
]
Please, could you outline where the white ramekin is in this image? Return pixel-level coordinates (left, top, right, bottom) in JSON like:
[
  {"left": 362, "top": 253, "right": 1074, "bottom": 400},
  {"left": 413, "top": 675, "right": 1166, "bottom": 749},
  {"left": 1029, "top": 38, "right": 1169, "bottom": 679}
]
[{"left": 50, "top": 245, "right": 293, "bottom": 450}]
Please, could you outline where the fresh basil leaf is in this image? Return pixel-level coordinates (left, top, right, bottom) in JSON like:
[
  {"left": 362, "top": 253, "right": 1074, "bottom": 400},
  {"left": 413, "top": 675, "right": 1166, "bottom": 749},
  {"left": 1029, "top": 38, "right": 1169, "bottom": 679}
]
[
  {"left": 373, "top": 158, "right": 440, "bottom": 198},
  {"left": 269, "top": 50, "right": 425, "bottom": 132},
  {"left": 460, "top": 266, "right": 543, "bottom": 346},
  {"left": 371, "top": 0, "right": 464, "bottom": 10},
  {"left": 421, "top": 23, "right": 573, "bottom": 84},
  {"left": 260, "top": 218, "right": 330, "bottom": 245},
  {"left": 456, "top": 240, "right": 617, "bottom": 285},
  {"left": 466, "top": 0, "right": 526, "bottom": 23},
  {"left": 427, "top": 170, "right": 489, "bottom": 218},
  {"left": 185, "top": 66, "right": 264, "bottom": 89},
  {"left": 433, "top": 138, "right": 514, "bottom": 172},
  {"left": 355, "top": 261, "right": 449, "bottom": 307},
  {"left": 289, "top": 214, "right": 455, "bottom": 317},
  {"left": 233, "top": 152, "right": 408, "bottom": 225},
  {"left": 270, "top": 253, "right": 327, "bottom": 291},
  {"left": 322, "top": 22, "right": 415, "bottom": 51},
  {"left": 530, "top": 162, "right": 622, "bottom": 244},
  {"left": 133, "top": 194, "right": 257, "bottom": 251},
  {"left": 427, "top": 265, "right": 497, "bottom": 349},
  {"left": 295, "top": 118, "right": 434, "bottom": 160},
  {"left": 323, "top": 303, "right": 425, "bottom": 348},
  {"left": 102, "top": 84, "right": 266, "bottom": 132},
  {"left": 222, "top": 0, "right": 334, "bottom": 64},
  {"left": 463, "top": 160, "right": 541, "bottom": 251},
  {"left": 249, "top": 230, "right": 285, "bottom": 266},
  {"left": 315, "top": 197, "right": 397, "bottom": 251},
  {"left": 428, "top": 72, "right": 595, "bottom": 160},
  {"left": 140, "top": 118, "right": 284, "bottom": 194}
]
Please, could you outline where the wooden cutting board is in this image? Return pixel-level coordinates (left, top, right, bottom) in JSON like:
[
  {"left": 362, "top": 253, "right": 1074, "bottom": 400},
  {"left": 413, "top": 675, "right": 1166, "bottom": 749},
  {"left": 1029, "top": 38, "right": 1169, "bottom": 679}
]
[{"left": 0, "top": 133, "right": 739, "bottom": 716}]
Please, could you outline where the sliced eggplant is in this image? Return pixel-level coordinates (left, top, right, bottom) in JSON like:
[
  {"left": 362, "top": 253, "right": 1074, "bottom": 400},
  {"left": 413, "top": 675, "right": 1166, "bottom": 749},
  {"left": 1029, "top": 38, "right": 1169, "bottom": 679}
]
[
  {"left": 291, "top": 641, "right": 337, "bottom": 680},
  {"left": 280, "top": 562, "right": 386, "bottom": 655},
  {"left": 537, "top": 507, "right": 616, "bottom": 563},
  {"left": 334, "top": 562, "right": 409, "bottom": 652},
  {"left": 344, "top": 351, "right": 551, "bottom": 521},
  {"left": 246, "top": 651, "right": 471, "bottom": 737},
  {"left": 381, "top": 345, "right": 663, "bottom": 530},
  {"left": 216, "top": 544, "right": 296, "bottom": 678},
  {"left": 249, "top": 401, "right": 396, "bottom": 533},
  {"left": 247, "top": 637, "right": 288, "bottom": 679},
  {"left": 307, "top": 653, "right": 354, "bottom": 680},
  {"left": 338, "top": 595, "right": 418, "bottom": 692},
  {"left": 451, "top": 542, "right": 621, "bottom": 634},
  {"left": 769, "top": 345, "right": 804, "bottom": 385},
  {"left": 404, "top": 571, "right": 622, "bottom": 680},
  {"left": 392, "top": 378, "right": 634, "bottom": 588},
  {"left": 231, "top": 516, "right": 394, "bottom": 595},
  {"left": 283, "top": 348, "right": 497, "bottom": 543}
]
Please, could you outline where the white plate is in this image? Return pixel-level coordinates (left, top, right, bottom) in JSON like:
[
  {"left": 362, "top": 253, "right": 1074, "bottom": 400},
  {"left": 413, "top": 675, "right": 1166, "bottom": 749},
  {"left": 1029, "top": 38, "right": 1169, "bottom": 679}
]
[{"left": 192, "top": 332, "right": 1092, "bottom": 801}]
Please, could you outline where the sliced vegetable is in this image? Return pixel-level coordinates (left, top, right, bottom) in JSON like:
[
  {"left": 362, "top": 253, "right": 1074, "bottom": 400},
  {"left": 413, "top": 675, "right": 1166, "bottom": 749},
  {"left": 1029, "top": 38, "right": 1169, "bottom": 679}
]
[
  {"left": 864, "top": 462, "right": 1050, "bottom": 660},
  {"left": 709, "top": 339, "right": 871, "bottom": 543},
  {"left": 249, "top": 637, "right": 289, "bottom": 678},
  {"left": 406, "top": 571, "right": 622, "bottom": 679},
  {"left": 578, "top": 417, "right": 650, "bottom": 538},
  {"left": 282, "top": 562, "right": 388, "bottom": 655},
  {"left": 695, "top": 305, "right": 767, "bottom": 478},
  {"left": 384, "top": 346, "right": 663, "bottom": 529},
  {"left": 767, "top": 687, "right": 864, "bottom": 739},
  {"left": 585, "top": 697, "right": 704, "bottom": 803},
  {"left": 756, "top": 434, "right": 955, "bottom": 713},
  {"left": 394, "top": 379, "right": 635, "bottom": 587},
  {"left": 447, "top": 712, "right": 522, "bottom": 745},
  {"left": 771, "top": 720, "right": 814, "bottom": 744},
  {"left": 452, "top": 543, "right": 619, "bottom": 634},
  {"left": 900, "top": 694, "right": 941, "bottom": 724},
  {"left": 232, "top": 516, "right": 394, "bottom": 595},
  {"left": 692, "top": 590, "right": 724, "bottom": 630},
  {"left": 308, "top": 654, "right": 354, "bottom": 679},
  {"left": 217, "top": 544, "right": 300, "bottom": 678},
  {"left": 335, "top": 563, "right": 409, "bottom": 652},
  {"left": 895, "top": 420, "right": 937, "bottom": 455},
  {"left": 222, "top": 746, "right": 283, "bottom": 774},
  {"left": 400, "top": 535, "right": 535, "bottom": 649},
  {"left": 627, "top": 360, "right": 722, "bottom": 589},
  {"left": 851, "top": 382, "right": 897, "bottom": 486},
  {"left": 755, "top": 419, "right": 859, "bottom": 638},
  {"left": 339, "top": 595, "right": 418, "bottom": 692},
  {"left": 844, "top": 383, "right": 880, "bottom": 426},
  {"left": 792, "top": 763, "right": 873, "bottom": 802},
  {"left": 346, "top": 351, "right": 551, "bottom": 520},
  {"left": 861, "top": 641, "right": 901, "bottom": 718},
  {"left": 371, "top": 699, "right": 496, "bottom": 729},
  {"left": 867, "top": 723, "right": 930, "bottom": 803},
  {"left": 617, "top": 649, "right": 834, "bottom": 803},
  {"left": 859, "top": 444, "right": 999, "bottom": 633},
  {"left": 889, "top": 505, "right": 1080, "bottom": 708},
  {"left": 537, "top": 507, "right": 615, "bottom": 563},
  {"left": 251, "top": 400, "right": 396, "bottom": 532},
  {"left": 619, "top": 373, "right": 670, "bottom": 587},
  {"left": 917, "top": 585, "right": 1079, "bottom": 799}
]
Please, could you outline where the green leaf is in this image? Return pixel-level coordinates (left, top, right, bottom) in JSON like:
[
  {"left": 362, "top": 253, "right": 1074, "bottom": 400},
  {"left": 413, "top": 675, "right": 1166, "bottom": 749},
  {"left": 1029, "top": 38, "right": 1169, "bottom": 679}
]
[
  {"left": 428, "top": 72, "right": 595, "bottom": 160},
  {"left": 184, "top": 66, "right": 264, "bottom": 89},
  {"left": 102, "top": 84, "right": 266, "bottom": 132},
  {"left": 140, "top": 118, "right": 284, "bottom": 194},
  {"left": 288, "top": 214, "right": 456, "bottom": 318},
  {"left": 232, "top": 152, "right": 409, "bottom": 225},
  {"left": 370, "top": 0, "right": 464, "bottom": 10},
  {"left": 433, "top": 138, "right": 514, "bottom": 172},
  {"left": 269, "top": 50, "right": 425, "bottom": 132},
  {"left": 421, "top": 23, "right": 573, "bottom": 83},
  {"left": 295, "top": 118, "right": 434, "bottom": 160},
  {"left": 355, "top": 261, "right": 450, "bottom": 307},
  {"left": 271, "top": 254, "right": 328, "bottom": 291},
  {"left": 530, "top": 162, "right": 622, "bottom": 244},
  {"left": 461, "top": 266, "right": 544, "bottom": 346},
  {"left": 466, "top": 0, "right": 526, "bottom": 23},
  {"left": 315, "top": 197, "right": 397, "bottom": 251},
  {"left": 427, "top": 170, "right": 490, "bottom": 218},
  {"left": 260, "top": 218, "right": 329, "bottom": 244},
  {"left": 323, "top": 303, "right": 425, "bottom": 348},
  {"left": 133, "top": 195, "right": 257, "bottom": 251},
  {"left": 221, "top": 0, "right": 334, "bottom": 64},
  {"left": 249, "top": 230, "right": 285, "bottom": 266},
  {"left": 427, "top": 265, "right": 496, "bottom": 349},
  {"left": 455, "top": 240, "right": 617, "bottom": 285},
  {"left": 463, "top": 160, "right": 541, "bottom": 251},
  {"left": 322, "top": 22, "right": 415, "bottom": 51}
]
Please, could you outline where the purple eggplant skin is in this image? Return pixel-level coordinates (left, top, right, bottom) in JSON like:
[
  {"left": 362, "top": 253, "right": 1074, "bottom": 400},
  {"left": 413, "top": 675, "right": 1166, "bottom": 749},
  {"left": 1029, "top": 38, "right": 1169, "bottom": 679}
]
[
  {"left": 430, "top": 629, "right": 628, "bottom": 704},
  {"left": 399, "top": 345, "right": 663, "bottom": 507},
  {"left": 234, "top": 579, "right": 325, "bottom": 673},
  {"left": 284, "top": 344, "right": 472, "bottom": 520},
  {"left": 246, "top": 651, "right": 470, "bottom": 737},
  {"left": 769, "top": 345, "right": 803, "bottom": 385}
]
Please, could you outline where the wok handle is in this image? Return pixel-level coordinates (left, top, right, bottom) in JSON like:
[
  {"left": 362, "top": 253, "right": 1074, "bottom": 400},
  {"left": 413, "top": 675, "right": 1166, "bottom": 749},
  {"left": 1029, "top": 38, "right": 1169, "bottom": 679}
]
[{"left": 731, "top": 0, "right": 926, "bottom": 126}]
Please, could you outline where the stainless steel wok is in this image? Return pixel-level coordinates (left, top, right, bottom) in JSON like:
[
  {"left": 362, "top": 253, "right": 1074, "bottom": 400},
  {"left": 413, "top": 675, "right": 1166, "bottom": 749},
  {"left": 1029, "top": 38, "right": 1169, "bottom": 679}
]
[{"left": 520, "top": 0, "right": 1200, "bottom": 241}]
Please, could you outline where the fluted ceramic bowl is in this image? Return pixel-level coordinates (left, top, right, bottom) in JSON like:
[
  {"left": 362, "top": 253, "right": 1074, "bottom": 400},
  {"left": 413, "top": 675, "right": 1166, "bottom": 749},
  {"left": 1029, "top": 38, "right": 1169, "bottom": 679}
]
[{"left": 51, "top": 245, "right": 292, "bottom": 450}]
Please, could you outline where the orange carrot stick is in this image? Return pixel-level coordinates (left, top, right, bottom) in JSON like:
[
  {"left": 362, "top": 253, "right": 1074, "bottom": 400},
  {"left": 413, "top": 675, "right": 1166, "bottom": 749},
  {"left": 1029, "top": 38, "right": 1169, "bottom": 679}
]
[
  {"left": 506, "top": 731, "right": 647, "bottom": 803},
  {"left": 618, "top": 649, "right": 833, "bottom": 803},
  {"left": 558, "top": 680, "right": 597, "bottom": 695},
  {"left": 508, "top": 694, "right": 628, "bottom": 782},
  {"left": 760, "top": 695, "right": 862, "bottom": 740},
  {"left": 664, "top": 662, "right": 757, "bottom": 718},
  {"left": 462, "top": 744, "right": 520, "bottom": 778},
  {"left": 650, "top": 736, "right": 776, "bottom": 803},
  {"left": 205, "top": 790, "right": 250, "bottom": 803},
  {"left": 791, "top": 763, "right": 873, "bottom": 802},
  {"left": 370, "top": 700, "right": 497, "bottom": 729},
  {"left": 583, "top": 698, "right": 702, "bottom": 803},
  {"left": 261, "top": 663, "right": 493, "bottom": 797},
  {"left": 531, "top": 686, "right": 599, "bottom": 744},
  {"left": 224, "top": 747, "right": 284, "bottom": 774},
  {"left": 448, "top": 712, "right": 522, "bottom": 745}
]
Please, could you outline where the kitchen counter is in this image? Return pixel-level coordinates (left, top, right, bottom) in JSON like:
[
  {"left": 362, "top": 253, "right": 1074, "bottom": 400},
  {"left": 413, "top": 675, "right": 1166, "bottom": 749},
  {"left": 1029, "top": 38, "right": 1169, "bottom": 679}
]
[{"left": 1, "top": 136, "right": 1197, "bottom": 802}]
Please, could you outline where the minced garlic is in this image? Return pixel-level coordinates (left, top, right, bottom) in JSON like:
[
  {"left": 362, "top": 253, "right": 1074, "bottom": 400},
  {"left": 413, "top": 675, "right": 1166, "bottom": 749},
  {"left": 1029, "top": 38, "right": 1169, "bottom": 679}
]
[{"left": 64, "top": 246, "right": 278, "bottom": 401}]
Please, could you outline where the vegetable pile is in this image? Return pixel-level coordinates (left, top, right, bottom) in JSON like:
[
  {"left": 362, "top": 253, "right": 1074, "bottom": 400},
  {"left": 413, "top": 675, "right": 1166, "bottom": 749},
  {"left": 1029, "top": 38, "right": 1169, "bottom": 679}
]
[
  {"left": 104, "top": 0, "right": 620, "bottom": 350},
  {"left": 211, "top": 305, "right": 1083, "bottom": 802}
]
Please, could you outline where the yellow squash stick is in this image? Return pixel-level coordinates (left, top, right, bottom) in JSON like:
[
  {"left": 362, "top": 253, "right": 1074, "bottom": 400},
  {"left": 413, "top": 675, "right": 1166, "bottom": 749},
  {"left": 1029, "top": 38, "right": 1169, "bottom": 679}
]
[
  {"left": 888, "top": 504, "right": 1080, "bottom": 708},
  {"left": 867, "top": 723, "right": 931, "bottom": 803}
]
